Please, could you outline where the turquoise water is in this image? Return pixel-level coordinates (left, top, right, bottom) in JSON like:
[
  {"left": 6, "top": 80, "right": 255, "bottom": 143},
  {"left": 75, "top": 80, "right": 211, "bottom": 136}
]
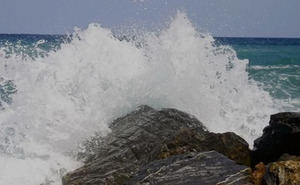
[{"left": 217, "top": 38, "right": 300, "bottom": 106}]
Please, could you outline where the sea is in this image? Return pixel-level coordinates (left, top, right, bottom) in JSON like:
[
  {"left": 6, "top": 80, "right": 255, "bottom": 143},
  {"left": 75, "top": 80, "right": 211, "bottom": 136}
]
[{"left": 0, "top": 12, "right": 299, "bottom": 184}]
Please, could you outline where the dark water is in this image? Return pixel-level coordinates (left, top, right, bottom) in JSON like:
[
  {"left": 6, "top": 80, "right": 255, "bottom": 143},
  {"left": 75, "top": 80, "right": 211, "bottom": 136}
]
[{"left": 0, "top": 34, "right": 66, "bottom": 58}]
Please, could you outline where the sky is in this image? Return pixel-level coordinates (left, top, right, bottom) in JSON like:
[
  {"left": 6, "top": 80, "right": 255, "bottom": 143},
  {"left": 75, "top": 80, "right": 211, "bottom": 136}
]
[{"left": 0, "top": 0, "right": 300, "bottom": 37}]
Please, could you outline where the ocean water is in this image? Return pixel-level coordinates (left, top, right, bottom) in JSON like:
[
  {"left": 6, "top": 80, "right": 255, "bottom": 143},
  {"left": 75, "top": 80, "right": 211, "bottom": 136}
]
[
  {"left": 216, "top": 37, "right": 300, "bottom": 107},
  {"left": 0, "top": 12, "right": 299, "bottom": 184}
]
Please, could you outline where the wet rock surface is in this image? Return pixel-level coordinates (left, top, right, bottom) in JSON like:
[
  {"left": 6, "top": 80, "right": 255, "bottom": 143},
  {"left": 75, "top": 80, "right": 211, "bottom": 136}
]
[
  {"left": 158, "top": 128, "right": 251, "bottom": 166},
  {"left": 62, "top": 105, "right": 251, "bottom": 185},
  {"left": 126, "top": 151, "right": 251, "bottom": 185},
  {"left": 63, "top": 108, "right": 300, "bottom": 185},
  {"left": 252, "top": 112, "right": 300, "bottom": 165}
]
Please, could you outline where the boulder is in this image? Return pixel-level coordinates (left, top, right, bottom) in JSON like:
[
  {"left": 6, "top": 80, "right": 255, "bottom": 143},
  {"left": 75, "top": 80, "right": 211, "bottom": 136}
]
[
  {"left": 63, "top": 105, "right": 250, "bottom": 185},
  {"left": 264, "top": 154, "right": 300, "bottom": 185},
  {"left": 126, "top": 151, "right": 253, "bottom": 185},
  {"left": 252, "top": 112, "right": 300, "bottom": 165}
]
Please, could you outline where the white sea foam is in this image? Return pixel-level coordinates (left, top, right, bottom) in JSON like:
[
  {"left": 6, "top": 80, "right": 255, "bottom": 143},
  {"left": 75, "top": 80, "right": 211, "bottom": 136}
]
[
  {"left": 0, "top": 12, "right": 280, "bottom": 184},
  {"left": 250, "top": 64, "right": 300, "bottom": 70}
]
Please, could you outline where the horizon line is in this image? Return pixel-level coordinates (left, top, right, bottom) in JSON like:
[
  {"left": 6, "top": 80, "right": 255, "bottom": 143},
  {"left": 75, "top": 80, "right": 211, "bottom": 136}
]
[{"left": 0, "top": 33, "right": 300, "bottom": 39}]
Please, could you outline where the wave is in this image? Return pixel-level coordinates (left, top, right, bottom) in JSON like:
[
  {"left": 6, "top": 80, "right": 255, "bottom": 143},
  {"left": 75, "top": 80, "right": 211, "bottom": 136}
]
[
  {"left": 249, "top": 64, "right": 300, "bottom": 70},
  {"left": 0, "top": 12, "right": 280, "bottom": 185}
]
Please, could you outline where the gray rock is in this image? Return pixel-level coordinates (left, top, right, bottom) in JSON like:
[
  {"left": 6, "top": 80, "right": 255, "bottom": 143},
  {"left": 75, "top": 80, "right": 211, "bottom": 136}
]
[
  {"left": 159, "top": 129, "right": 251, "bottom": 166},
  {"left": 126, "top": 151, "right": 252, "bottom": 185},
  {"left": 63, "top": 105, "right": 251, "bottom": 185}
]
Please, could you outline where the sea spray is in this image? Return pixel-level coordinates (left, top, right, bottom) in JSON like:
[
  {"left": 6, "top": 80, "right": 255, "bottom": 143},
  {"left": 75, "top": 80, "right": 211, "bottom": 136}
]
[{"left": 0, "top": 12, "right": 279, "bottom": 185}]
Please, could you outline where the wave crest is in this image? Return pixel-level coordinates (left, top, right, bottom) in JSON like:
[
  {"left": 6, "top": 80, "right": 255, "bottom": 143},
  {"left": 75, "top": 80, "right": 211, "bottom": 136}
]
[{"left": 0, "top": 12, "right": 279, "bottom": 184}]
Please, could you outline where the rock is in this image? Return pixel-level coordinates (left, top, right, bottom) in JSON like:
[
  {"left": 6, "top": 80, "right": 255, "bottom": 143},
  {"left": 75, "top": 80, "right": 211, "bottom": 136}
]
[
  {"left": 158, "top": 129, "right": 251, "bottom": 166},
  {"left": 251, "top": 162, "right": 266, "bottom": 185},
  {"left": 252, "top": 112, "right": 300, "bottom": 165},
  {"left": 126, "top": 151, "right": 253, "bottom": 185},
  {"left": 63, "top": 105, "right": 206, "bottom": 185},
  {"left": 263, "top": 154, "right": 300, "bottom": 185},
  {"left": 63, "top": 105, "right": 250, "bottom": 185}
]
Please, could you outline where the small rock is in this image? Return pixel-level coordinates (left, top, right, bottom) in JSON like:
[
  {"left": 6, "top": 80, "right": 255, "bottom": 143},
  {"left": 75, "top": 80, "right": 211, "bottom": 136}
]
[
  {"left": 251, "top": 162, "right": 266, "bottom": 185},
  {"left": 264, "top": 154, "right": 300, "bottom": 185}
]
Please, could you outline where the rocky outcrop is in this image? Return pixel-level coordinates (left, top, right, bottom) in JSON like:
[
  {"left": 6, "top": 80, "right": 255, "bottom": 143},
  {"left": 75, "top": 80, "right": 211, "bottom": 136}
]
[
  {"left": 62, "top": 105, "right": 251, "bottom": 185},
  {"left": 126, "top": 151, "right": 252, "bottom": 185},
  {"left": 252, "top": 112, "right": 300, "bottom": 165},
  {"left": 264, "top": 154, "right": 300, "bottom": 185}
]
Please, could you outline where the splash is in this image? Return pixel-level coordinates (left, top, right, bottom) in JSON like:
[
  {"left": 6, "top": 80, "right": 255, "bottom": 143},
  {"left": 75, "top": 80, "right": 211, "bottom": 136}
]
[{"left": 0, "top": 12, "right": 279, "bottom": 184}]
